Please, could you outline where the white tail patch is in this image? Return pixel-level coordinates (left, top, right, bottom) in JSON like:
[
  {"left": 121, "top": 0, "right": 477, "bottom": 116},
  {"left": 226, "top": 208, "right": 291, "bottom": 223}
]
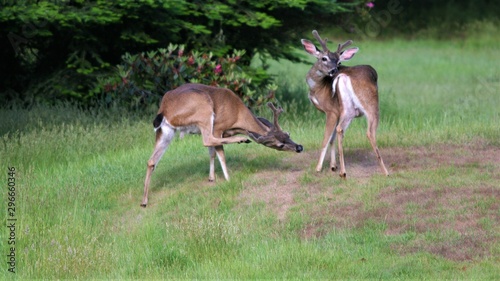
[
  {"left": 155, "top": 117, "right": 175, "bottom": 133},
  {"left": 333, "top": 74, "right": 366, "bottom": 118}
]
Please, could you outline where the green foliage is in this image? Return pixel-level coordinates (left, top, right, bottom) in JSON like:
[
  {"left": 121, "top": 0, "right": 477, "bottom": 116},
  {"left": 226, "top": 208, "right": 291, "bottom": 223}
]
[
  {"left": 93, "top": 44, "right": 276, "bottom": 108},
  {"left": 0, "top": 0, "right": 361, "bottom": 107}
]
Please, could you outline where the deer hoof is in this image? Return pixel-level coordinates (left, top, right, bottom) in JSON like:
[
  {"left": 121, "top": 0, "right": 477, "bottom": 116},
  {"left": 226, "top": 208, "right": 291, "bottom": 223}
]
[
  {"left": 331, "top": 166, "right": 337, "bottom": 172},
  {"left": 339, "top": 172, "right": 346, "bottom": 179},
  {"left": 140, "top": 203, "right": 147, "bottom": 208}
]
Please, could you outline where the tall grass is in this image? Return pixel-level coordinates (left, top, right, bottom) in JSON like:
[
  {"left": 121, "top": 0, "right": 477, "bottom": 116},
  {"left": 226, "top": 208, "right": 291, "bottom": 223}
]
[{"left": 1, "top": 34, "right": 499, "bottom": 279}]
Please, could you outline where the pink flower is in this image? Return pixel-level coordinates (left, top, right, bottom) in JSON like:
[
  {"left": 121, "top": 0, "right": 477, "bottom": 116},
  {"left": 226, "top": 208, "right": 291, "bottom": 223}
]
[
  {"left": 366, "top": 2, "right": 374, "bottom": 8},
  {"left": 214, "top": 64, "right": 222, "bottom": 74}
]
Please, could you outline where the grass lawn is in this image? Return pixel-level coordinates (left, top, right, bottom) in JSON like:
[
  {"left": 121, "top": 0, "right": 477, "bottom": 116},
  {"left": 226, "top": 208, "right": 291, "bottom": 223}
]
[{"left": 1, "top": 34, "right": 499, "bottom": 279}]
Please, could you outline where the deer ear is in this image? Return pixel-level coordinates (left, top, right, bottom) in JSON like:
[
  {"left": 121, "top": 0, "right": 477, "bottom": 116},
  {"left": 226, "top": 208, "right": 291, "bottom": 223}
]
[
  {"left": 301, "top": 39, "right": 320, "bottom": 57},
  {"left": 339, "top": 47, "right": 359, "bottom": 62},
  {"left": 257, "top": 117, "right": 272, "bottom": 129}
]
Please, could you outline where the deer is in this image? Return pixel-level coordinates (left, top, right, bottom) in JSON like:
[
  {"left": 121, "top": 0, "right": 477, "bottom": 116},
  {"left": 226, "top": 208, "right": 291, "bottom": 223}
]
[
  {"left": 141, "top": 83, "right": 303, "bottom": 207},
  {"left": 301, "top": 30, "right": 389, "bottom": 178}
]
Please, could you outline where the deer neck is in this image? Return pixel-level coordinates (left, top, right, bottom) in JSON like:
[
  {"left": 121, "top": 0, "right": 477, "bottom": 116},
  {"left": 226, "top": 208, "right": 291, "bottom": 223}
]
[
  {"left": 306, "top": 65, "right": 334, "bottom": 108},
  {"left": 240, "top": 117, "right": 274, "bottom": 144},
  {"left": 223, "top": 111, "right": 270, "bottom": 139},
  {"left": 248, "top": 116, "right": 271, "bottom": 135}
]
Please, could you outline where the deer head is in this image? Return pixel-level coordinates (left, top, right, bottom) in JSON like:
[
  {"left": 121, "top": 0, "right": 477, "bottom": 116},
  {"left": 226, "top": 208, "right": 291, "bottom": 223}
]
[
  {"left": 249, "top": 103, "right": 303, "bottom": 153},
  {"left": 301, "top": 30, "right": 359, "bottom": 77}
]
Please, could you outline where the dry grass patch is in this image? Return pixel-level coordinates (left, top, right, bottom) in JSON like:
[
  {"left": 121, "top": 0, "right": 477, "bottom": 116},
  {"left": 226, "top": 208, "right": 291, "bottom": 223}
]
[
  {"left": 237, "top": 141, "right": 500, "bottom": 261},
  {"left": 238, "top": 170, "right": 302, "bottom": 221}
]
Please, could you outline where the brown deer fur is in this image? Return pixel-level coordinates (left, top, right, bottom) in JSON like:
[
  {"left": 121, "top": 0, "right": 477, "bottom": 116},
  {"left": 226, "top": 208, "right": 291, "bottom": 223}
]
[
  {"left": 141, "top": 83, "right": 303, "bottom": 207},
  {"left": 302, "top": 30, "right": 389, "bottom": 178}
]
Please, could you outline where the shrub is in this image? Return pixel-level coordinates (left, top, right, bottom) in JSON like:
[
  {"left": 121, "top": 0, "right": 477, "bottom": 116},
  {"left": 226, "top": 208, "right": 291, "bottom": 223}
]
[{"left": 92, "top": 44, "right": 277, "bottom": 109}]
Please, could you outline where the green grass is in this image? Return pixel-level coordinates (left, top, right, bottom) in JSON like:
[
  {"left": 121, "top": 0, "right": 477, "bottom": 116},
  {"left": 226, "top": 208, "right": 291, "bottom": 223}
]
[{"left": 1, "top": 34, "right": 499, "bottom": 279}]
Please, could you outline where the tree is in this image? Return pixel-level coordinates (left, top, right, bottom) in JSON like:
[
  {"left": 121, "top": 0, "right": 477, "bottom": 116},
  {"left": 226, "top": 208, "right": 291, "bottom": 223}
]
[{"left": 0, "top": 0, "right": 360, "bottom": 106}]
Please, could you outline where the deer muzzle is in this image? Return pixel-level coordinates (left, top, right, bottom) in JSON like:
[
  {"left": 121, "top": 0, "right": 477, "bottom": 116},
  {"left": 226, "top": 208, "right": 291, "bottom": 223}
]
[
  {"left": 296, "top": 144, "right": 304, "bottom": 153},
  {"left": 328, "top": 68, "right": 338, "bottom": 77}
]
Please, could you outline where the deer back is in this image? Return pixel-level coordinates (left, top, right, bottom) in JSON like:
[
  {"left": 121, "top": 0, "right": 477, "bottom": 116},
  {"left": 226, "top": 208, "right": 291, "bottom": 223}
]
[
  {"left": 157, "top": 83, "right": 302, "bottom": 152},
  {"left": 158, "top": 84, "right": 262, "bottom": 133}
]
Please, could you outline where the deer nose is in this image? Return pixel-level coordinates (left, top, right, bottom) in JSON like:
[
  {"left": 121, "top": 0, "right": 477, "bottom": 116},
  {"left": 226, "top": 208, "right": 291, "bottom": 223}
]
[{"left": 296, "top": 145, "right": 303, "bottom": 153}]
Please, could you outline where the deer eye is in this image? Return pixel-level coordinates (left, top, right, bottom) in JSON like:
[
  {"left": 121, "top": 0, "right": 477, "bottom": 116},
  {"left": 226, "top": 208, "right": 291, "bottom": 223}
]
[{"left": 321, "top": 57, "right": 328, "bottom": 62}]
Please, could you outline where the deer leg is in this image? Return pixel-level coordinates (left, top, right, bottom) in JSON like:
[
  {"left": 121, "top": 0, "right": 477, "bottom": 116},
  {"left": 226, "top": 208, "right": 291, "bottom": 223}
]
[
  {"left": 202, "top": 134, "right": 248, "bottom": 146},
  {"left": 336, "top": 127, "right": 346, "bottom": 179},
  {"left": 199, "top": 123, "right": 248, "bottom": 147},
  {"left": 214, "top": 145, "right": 230, "bottom": 181},
  {"left": 336, "top": 116, "right": 353, "bottom": 179},
  {"left": 208, "top": 145, "right": 229, "bottom": 181},
  {"left": 329, "top": 124, "right": 338, "bottom": 172},
  {"left": 141, "top": 125, "right": 175, "bottom": 207},
  {"left": 208, "top": 147, "right": 216, "bottom": 182},
  {"left": 366, "top": 117, "right": 389, "bottom": 176},
  {"left": 316, "top": 113, "right": 339, "bottom": 172}
]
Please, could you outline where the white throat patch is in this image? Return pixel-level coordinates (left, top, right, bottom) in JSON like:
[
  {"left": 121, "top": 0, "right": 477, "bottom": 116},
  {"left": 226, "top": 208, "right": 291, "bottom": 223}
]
[{"left": 306, "top": 77, "right": 316, "bottom": 88}]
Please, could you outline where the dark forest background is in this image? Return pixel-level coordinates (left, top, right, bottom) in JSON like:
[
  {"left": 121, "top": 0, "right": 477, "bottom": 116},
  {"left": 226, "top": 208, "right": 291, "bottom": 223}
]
[{"left": 0, "top": 0, "right": 498, "bottom": 108}]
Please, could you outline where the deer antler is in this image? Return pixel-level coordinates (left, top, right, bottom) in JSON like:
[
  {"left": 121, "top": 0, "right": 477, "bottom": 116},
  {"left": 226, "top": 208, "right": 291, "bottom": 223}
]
[
  {"left": 267, "top": 102, "right": 283, "bottom": 131},
  {"left": 336, "top": 40, "right": 353, "bottom": 54},
  {"left": 312, "top": 30, "right": 329, "bottom": 52}
]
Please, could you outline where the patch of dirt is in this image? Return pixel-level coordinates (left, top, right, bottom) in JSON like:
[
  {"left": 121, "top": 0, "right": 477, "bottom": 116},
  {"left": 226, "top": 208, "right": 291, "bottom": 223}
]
[
  {"left": 237, "top": 150, "right": 319, "bottom": 221},
  {"left": 236, "top": 141, "right": 500, "bottom": 261},
  {"left": 238, "top": 170, "right": 302, "bottom": 221}
]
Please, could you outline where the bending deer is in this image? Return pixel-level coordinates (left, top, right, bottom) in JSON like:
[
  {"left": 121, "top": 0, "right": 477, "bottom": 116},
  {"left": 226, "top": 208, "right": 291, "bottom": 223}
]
[
  {"left": 141, "top": 83, "right": 303, "bottom": 207},
  {"left": 301, "top": 30, "right": 389, "bottom": 178}
]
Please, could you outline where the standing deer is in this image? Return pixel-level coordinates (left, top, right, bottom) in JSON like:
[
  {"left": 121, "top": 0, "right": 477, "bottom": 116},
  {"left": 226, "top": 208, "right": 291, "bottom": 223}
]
[
  {"left": 301, "top": 30, "right": 389, "bottom": 178},
  {"left": 141, "top": 83, "right": 303, "bottom": 207}
]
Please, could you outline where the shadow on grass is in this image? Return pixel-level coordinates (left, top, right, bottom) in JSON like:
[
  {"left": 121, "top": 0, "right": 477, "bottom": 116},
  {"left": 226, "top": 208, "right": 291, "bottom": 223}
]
[{"left": 148, "top": 148, "right": 290, "bottom": 193}]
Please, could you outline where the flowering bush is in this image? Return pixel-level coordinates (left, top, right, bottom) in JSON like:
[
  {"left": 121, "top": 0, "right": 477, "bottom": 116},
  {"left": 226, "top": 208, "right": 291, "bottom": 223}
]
[{"left": 93, "top": 44, "right": 277, "bottom": 109}]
